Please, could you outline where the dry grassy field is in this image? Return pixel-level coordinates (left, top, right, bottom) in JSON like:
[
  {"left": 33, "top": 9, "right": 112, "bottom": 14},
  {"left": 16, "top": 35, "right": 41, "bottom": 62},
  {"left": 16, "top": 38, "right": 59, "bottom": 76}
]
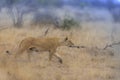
[{"left": 0, "top": 23, "right": 120, "bottom": 80}]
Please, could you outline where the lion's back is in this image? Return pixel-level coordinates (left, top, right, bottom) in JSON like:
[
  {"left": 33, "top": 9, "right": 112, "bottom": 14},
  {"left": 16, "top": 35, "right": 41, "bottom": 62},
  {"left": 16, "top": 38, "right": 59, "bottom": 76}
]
[
  {"left": 34, "top": 37, "right": 60, "bottom": 50},
  {"left": 18, "top": 37, "right": 60, "bottom": 51}
]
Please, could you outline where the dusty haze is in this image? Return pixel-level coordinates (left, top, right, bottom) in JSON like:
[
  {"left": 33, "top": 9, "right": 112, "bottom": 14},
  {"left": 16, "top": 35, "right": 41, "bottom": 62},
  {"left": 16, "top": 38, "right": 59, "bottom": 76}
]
[
  {"left": 0, "top": 21, "right": 120, "bottom": 80},
  {"left": 0, "top": 1, "right": 120, "bottom": 80}
]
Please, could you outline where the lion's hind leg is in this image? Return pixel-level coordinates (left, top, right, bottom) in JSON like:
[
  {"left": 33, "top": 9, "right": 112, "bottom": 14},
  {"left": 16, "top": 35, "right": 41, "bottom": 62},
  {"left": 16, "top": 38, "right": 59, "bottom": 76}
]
[
  {"left": 27, "top": 47, "right": 40, "bottom": 61},
  {"left": 15, "top": 44, "right": 30, "bottom": 59},
  {"left": 15, "top": 47, "right": 25, "bottom": 59},
  {"left": 29, "top": 47, "right": 39, "bottom": 52}
]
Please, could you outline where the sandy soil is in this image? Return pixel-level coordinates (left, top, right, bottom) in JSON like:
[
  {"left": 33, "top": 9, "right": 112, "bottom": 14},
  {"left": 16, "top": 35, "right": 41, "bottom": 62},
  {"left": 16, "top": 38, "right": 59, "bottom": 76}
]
[{"left": 0, "top": 23, "right": 120, "bottom": 80}]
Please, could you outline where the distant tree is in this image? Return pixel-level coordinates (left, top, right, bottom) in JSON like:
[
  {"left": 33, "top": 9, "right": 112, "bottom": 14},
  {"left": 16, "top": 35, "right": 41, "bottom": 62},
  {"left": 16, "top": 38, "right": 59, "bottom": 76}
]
[
  {"left": 107, "top": 0, "right": 120, "bottom": 22},
  {"left": 37, "top": 0, "right": 63, "bottom": 7},
  {"left": 0, "top": 0, "right": 5, "bottom": 11},
  {"left": 5, "top": 0, "right": 39, "bottom": 27},
  {"left": 107, "top": 0, "right": 115, "bottom": 10}
]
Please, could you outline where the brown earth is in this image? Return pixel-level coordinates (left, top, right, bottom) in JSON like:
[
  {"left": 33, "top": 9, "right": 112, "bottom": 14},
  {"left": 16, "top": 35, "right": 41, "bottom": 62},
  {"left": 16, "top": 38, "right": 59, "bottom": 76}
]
[{"left": 0, "top": 23, "right": 120, "bottom": 80}]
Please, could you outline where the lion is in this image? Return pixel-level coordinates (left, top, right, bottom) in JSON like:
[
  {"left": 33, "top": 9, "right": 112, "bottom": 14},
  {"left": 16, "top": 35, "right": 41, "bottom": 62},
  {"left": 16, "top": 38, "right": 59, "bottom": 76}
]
[{"left": 7, "top": 37, "right": 74, "bottom": 63}]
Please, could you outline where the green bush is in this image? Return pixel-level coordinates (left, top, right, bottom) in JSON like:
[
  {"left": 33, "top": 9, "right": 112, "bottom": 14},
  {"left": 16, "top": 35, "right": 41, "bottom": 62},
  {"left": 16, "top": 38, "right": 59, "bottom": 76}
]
[{"left": 61, "top": 18, "right": 79, "bottom": 30}]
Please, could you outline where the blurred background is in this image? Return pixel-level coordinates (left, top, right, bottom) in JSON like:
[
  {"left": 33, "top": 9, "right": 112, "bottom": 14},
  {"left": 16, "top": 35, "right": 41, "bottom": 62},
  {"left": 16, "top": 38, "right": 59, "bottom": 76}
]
[
  {"left": 0, "top": 0, "right": 120, "bottom": 28},
  {"left": 0, "top": 1, "right": 120, "bottom": 80}
]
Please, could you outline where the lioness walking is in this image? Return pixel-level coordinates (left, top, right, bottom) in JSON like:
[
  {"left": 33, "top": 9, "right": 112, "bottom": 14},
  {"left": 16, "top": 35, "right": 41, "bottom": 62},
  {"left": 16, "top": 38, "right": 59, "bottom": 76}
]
[{"left": 10, "top": 37, "right": 74, "bottom": 63}]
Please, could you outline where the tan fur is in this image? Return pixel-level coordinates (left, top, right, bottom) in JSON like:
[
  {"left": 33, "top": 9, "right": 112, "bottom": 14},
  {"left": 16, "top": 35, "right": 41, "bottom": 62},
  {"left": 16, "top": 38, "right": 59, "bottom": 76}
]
[{"left": 14, "top": 37, "right": 74, "bottom": 63}]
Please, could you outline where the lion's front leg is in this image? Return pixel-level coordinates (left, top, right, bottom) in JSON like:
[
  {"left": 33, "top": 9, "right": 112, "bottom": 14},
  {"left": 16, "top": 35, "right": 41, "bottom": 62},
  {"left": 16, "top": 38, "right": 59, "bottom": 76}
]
[
  {"left": 49, "top": 50, "right": 63, "bottom": 64},
  {"left": 54, "top": 53, "right": 63, "bottom": 64}
]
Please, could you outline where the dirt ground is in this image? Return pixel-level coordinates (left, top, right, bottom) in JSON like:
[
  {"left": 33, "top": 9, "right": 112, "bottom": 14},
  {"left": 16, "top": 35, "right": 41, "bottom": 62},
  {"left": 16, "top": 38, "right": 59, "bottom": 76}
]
[{"left": 0, "top": 23, "right": 120, "bottom": 80}]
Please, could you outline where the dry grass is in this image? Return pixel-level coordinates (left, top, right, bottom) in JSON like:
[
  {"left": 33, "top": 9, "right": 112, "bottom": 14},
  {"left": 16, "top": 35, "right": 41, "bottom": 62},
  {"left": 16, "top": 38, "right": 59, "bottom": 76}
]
[{"left": 0, "top": 23, "right": 120, "bottom": 80}]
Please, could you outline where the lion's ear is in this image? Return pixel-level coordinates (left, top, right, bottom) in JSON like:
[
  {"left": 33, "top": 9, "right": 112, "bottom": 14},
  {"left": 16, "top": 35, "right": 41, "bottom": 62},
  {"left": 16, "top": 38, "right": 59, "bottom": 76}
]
[{"left": 64, "top": 37, "right": 68, "bottom": 41}]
